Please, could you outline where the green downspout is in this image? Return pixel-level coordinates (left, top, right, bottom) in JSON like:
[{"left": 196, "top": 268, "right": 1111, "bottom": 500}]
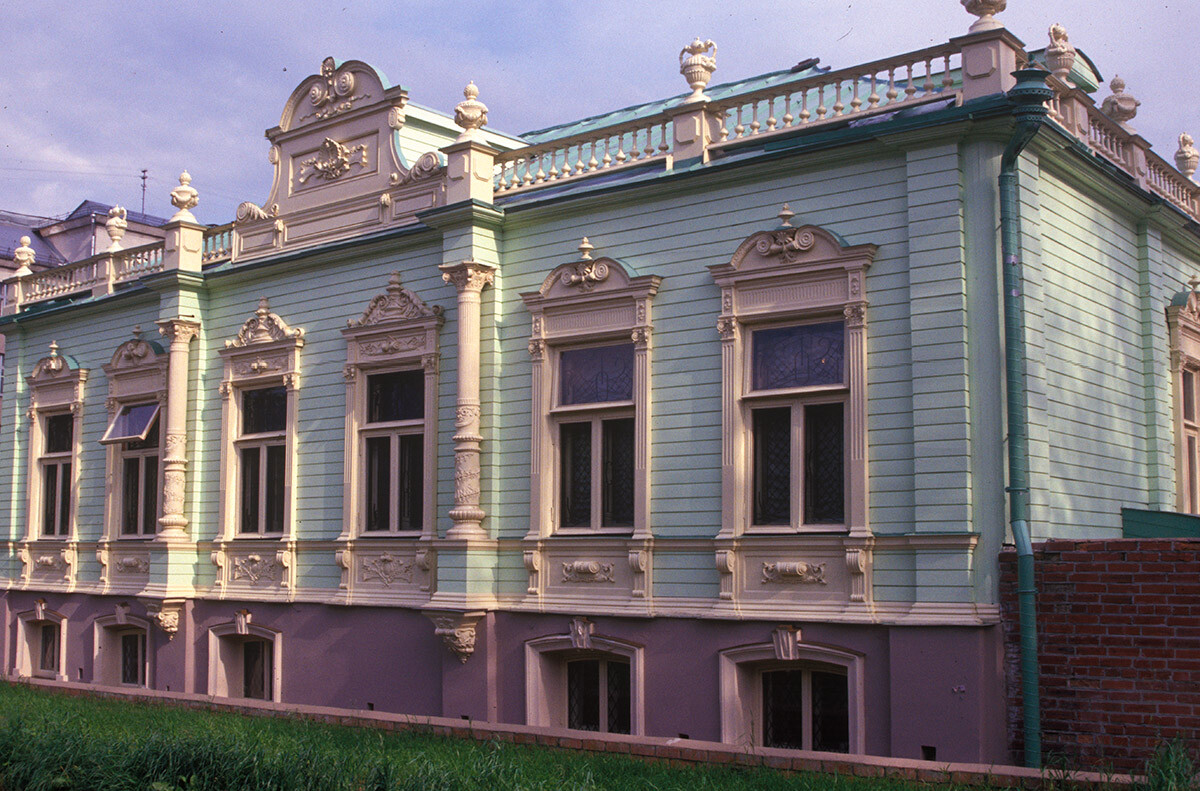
[{"left": 999, "top": 67, "right": 1053, "bottom": 769}]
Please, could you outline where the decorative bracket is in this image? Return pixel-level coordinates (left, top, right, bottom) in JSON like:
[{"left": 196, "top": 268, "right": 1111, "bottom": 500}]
[{"left": 424, "top": 610, "right": 486, "bottom": 663}]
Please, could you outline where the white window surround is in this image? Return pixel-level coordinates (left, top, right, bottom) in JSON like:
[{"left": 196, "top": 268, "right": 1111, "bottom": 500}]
[
  {"left": 521, "top": 244, "right": 660, "bottom": 541},
  {"left": 207, "top": 611, "right": 282, "bottom": 702},
  {"left": 524, "top": 616, "right": 645, "bottom": 735},
  {"left": 216, "top": 298, "right": 304, "bottom": 542},
  {"left": 24, "top": 342, "right": 88, "bottom": 543},
  {"left": 92, "top": 607, "right": 153, "bottom": 688},
  {"left": 340, "top": 272, "right": 442, "bottom": 541},
  {"left": 708, "top": 219, "right": 874, "bottom": 540},
  {"left": 15, "top": 600, "right": 67, "bottom": 681},
  {"left": 1167, "top": 287, "right": 1200, "bottom": 513},
  {"left": 100, "top": 330, "right": 167, "bottom": 543},
  {"left": 718, "top": 629, "right": 865, "bottom": 753}
]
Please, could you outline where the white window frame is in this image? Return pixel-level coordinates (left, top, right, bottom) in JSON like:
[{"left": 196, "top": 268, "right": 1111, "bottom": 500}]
[
  {"left": 709, "top": 221, "right": 874, "bottom": 540},
  {"left": 522, "top": 250, "right": 660, "bottom": 540},
  {"left": 233, "top": 386, "right": 288, "bottom": 536},
  {"left": 216, "top": 298, "right": 304, "bottom": 542},
  {"left": 24, "top": 343, "right": 87, "bottom": 543},
  {"left": 92, "top": 609, "right": 153, "bottom": 688},
  {"left": 101, "top": 332, "right": 167, "bottom": 542},
  {"left": 15, "top": 601, "right": 67, "bottom": 681},
  {"left": 1168, "top": 288, "right": 1200, "bottom": 513},
  {"left": 207, "top": 613, "right": 282, "bottom": 702},
  {"left": 341, "top": 272, "right": 442, "bottom": 540},
  {"left": 718, "top": 630, "right": 864, "bottom": 753},
  {"left": 525, "top": 618, "right": 644, "bottom": 735}
]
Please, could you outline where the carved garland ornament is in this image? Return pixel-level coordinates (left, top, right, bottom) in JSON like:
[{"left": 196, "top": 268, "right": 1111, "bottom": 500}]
[
  {"left": 232, "top": 554, "right": 279, "bottom": 585},
  {"left": 298, "top": 137, "right": 369, "bottom": 184},
  {"left": 761, "top": 561, "right": 827, "bottom": 584},
  {"left": 361, "top": 553, "right": 413, "bottom": 586}
]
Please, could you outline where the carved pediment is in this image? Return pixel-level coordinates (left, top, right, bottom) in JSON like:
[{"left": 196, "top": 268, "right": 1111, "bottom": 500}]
[
  {"left": 526, "top": 239, "right": 659, "bottom": 305},
  {"left": 226, "top": 298, "right": 305, "bottom": 348},
  {"left": 107, "top": 330, "right": 164, "bottom": 370},
  {"left": 1169, "top": 286, "right": 1200, "bottom": 326},
  {"left": 727, "top": 222, "right": 876, "bottom": 273},
  {"left": 348, "top": 272, "right": 441, "bottom": 328},
  {"left": 28, "top": 341, "right": 85, "bottom": 384},
  {"left": 281, "top": 57, "right": 394, "bottom": 132}
]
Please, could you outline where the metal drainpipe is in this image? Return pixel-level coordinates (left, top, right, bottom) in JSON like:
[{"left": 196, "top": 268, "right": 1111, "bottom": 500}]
[{"left": 999, "top": 66, "right": 1053, "bottom": 769}]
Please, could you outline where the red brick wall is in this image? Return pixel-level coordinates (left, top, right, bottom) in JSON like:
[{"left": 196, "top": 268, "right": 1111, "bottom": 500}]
[{"left": 1001, "top": 539, "right": 1200, "bottom": 772}]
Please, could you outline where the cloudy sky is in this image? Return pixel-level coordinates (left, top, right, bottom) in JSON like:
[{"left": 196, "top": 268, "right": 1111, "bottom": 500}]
[{"left": 0, "top": 1, "right": 1191, "bottom": 225}]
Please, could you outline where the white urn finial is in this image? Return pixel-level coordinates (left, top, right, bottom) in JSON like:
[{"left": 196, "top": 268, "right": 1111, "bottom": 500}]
[
  {"left": 453, "top": 81, "right": 489, "bottom": 142},
  {"left": 961, "top": 0, "right": 1006, "bottom": 33},
  {"left": 169, "top": 170, "right": 199, "bottom": 223},
  {"left": 1100, "top": 76, "right": 1140, "bottom": 131},
  {"left": 1045, "top": 23, "right": 1076, "bottom": 84},
  {"left": 12, "top": 235, "right": 35, "bottom": 276},
  {"left": 679, "top": 38, "right": 717, "bottom": 102},
  {"left": 1176, "top": 133, "right": 1199, "bottom": 180},
  {"left": 578, "top": 237, "right": 594, "bottom": 260},
  {"left": 105, "top": 206, "right": 128, "bottom": 252},
  {"left": 777, "top": 203, "right": 796, "bottom": 228}
]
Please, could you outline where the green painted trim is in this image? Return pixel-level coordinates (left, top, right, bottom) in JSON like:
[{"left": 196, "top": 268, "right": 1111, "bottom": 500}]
[{"left": 1122, "top": 507, "right": 1200, "bottom": 538}]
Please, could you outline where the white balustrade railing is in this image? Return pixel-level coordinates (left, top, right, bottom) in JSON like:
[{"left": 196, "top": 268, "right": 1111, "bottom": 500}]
[
  {"left": 495, "top": 117, "right": 673, "bottom": 194},
  {"left": 1084, "top": 107, "right": 1129, "bottom": 166},
  {"left": 203, "top": 224, "right": 233, "bottom": 262},
  {"left": 1146, "top": 154, "right": 1199, "bottom": 216},
  {"left": 712, "top": 43, "right": 962, "bottom": 145},
  {"left": 22, "top": 258, "right": 105, "bottom": 302},
  {"left": 113, "top": 243, "right": 165, "bottom": 283}
]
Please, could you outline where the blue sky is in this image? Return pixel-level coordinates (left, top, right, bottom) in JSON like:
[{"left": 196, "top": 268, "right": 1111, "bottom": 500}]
[{"left": 0, "top": 1, "right": 1191, "bottom": 224}]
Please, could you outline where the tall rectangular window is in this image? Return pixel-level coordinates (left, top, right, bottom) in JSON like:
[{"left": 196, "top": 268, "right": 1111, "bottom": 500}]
[
  {"left": 747, "top": 324, "right": 846, "bottom": 530},
  {"left": 108, "top": 408, "right": 161, "bottom": 537},
  {"left": 554, "top": 344, "right": 635, "bottom": 532},
  {"left": 362, "top": 370, "right": 424, "bottom": 533},
  {"left": 1183, "top": 368, "right": 1200, "bottom": 514},
  {"left": 38, "top": 623, "right": 60, "bottom": 675},
  {"left": 40, "top": 413, "right": 74, "bottom": 537},
  {"left": 120, "top": 631, "right": 146, "bottom": 686},
  {"left": 243, "top": 639, "right": 273, "bottom": 700},
  {"left": 238, "top": 387, "right": 287, "bottom": 534}
]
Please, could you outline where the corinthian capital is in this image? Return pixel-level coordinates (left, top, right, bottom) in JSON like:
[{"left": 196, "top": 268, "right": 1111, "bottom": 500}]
[
  {"left": 156, "top": 318, "right": 202, "bottom": 345},
  {"left": 439, "top": 261, "right": 497, "bottom": 294}
]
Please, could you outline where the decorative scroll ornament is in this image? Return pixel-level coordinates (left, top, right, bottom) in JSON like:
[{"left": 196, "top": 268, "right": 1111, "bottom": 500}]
[
  {"left": 432, "top": 616, "right": 478, "bottom": 663},
  {"left": 1100, "top": 76, "right": 1140, "bottom": 130},
  {"left": 562, "top": 560, "right": 615, "bottom": 583},
  {"left": 961, "top": 0, "right": 1005, "bottom": 33},
  {"left": 232, "top": 553, "right": 279, "bottom": 584},
  {"left": 300, "top": 56, "right": 367, "bottom": 124},
  {"left": 115, "top": 556, "right": 150, "bottom": 574},
  {"left": 1176, "top": 134, "right": 1199, "bottom": 180},
  {"left": 35, "top": 554, "right": 65, "bottom": 570},
  {"left": 569, "top": 616, "right": 594, "bottom": 650},
  {"left": 236, "top": 201, "right": 272, "bottom": 222},
  {"left": 391, "top": 151, "right": 442, "bottom": 186},
  {"left": 298, "top": 137, "right": 369, "bottom": 184},
  {"left": 560, "top": 238, "right": 611, "bottom": 290},
  {"left": 761, "top": 561, "right": 826, "bottom": 584},
  {"left": 453, "top": 81, "right": 488, "bottom": 140},
  {"left": 13, "top": 235, "right": 35, "bottom": 275},
  {"left": 757, "top": 225, "right": 817, "bottom": 263},
  {"left": 169, "top": 171, "right": 199, "bottom": 223},
  {"left": 1045, "top": 24, "right": 1076, "bottom": 84},
  {"left": 31, "top": 341, "right": 67, "bottom": 379},
  {"left": 105, "top": 206, "right": 128, "bottom": 252},
  {"left": 679, "top": 38, "right": 717, "bottom": 102},
  {"left": 226, "top": 298, "right": 304, "bottom": 348},
  {"left": 349, "top": 272, "right": 441, "bottom": 327},
  {"left": 361, "top": 553, "right": 413, "bottom": 586}
]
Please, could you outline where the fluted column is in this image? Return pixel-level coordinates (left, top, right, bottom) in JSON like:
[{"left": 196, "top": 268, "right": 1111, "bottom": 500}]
[
  {"left": 440, "top": 261, "right": 496, "bottom": 539},
  {"left": 156, "top": 319, "right": 200, "bottom": 538}
]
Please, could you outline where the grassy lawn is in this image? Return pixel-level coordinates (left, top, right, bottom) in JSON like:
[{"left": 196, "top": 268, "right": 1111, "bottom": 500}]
[{"left": 0, "top": 681, "right": 1008, "bottom": 791}]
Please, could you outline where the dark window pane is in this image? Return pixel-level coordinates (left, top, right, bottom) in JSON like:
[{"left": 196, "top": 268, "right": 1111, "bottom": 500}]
[
  {"left": 122, "top": 457, "right": 140, "bottom": 535},
  {"left": 242, "top": 387, "right": 286, "bottom": 435},
  {"left": 1186, "top": 371, "right": 1196, "bottom": 423},
  {"left": 121, "top": 632, "right": 143, "bottom": 685},
  {"left": 240, "top": 447, "right": 260, "bottom": 533},
  {"left": 58, "top": 463, "right": 71, "bottom": 535},
  {"left": 752, "top": 323, "right": 844, "bottom": 390},
  {"left": 265, "top": 445, "right": 285, "bottom": 533},
  {"left": 45, "top": 414, "right": 73, "bottom": 454},
  {"left": 567, "top": 659, "right": 600, "bottom": 731},
  {"left": 368, "top": 371, "right": 424, "bottom": 423},
  {"left": 753, "top": 408, "right": 791, "bottom": 525},
  {"left": 601, "top": 418, "right": 635, "bottom": 527},
  {"left": 42, "top": 463, "right": 59, "bottom": 536},
  {"left": 143, "top": 456, "right": 159, "bottom": 534},
  {"left": 243, "top": 639, "right": 271, "bottom": 700},
  {"left": 560, "top": 345, "right": 634, "bottom": 405},
  {"left": 125, "top": 417, "right": 160, "bottom": 452},
  {"left": 559, "top": 422, "right": 592, "bottom": 527},
  {"left": 811, "top": 671, "right": 850, "bottom": 753},
  {"left": 398, "top": 434, "right": 423, "bottom": 531},
  {"left": 763, "top": 669, "right": 806, "bottom": 750},
  {"left": 804, "top": 403, "right": 844, "bottom": 524},
  {"left": 365, "top": 436, "right": 390, "bottom": 532},
  {"left": 606, "top": 660, "right": 631, "bottom": 735},
  {"left": 103, "top": 403, "right": 159, "bottom": 443},
  {"left": 39, "top": 623, "right": 59, "bottom": 673}
]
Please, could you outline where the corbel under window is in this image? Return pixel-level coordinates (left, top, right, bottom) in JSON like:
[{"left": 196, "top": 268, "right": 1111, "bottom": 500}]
[{"left": 25, "top": 342, "right": 88, "bottom": 543}]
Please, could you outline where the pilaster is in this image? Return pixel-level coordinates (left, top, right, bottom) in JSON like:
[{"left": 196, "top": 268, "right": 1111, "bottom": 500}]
[{"left": 1138, "top": 220, "right": 1174, "bottom": 508}]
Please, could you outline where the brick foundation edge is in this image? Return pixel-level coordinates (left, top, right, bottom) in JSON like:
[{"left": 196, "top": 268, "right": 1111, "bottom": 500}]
[{"left": 9, "top": 677, "right": 1134, "bottom": 789}]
